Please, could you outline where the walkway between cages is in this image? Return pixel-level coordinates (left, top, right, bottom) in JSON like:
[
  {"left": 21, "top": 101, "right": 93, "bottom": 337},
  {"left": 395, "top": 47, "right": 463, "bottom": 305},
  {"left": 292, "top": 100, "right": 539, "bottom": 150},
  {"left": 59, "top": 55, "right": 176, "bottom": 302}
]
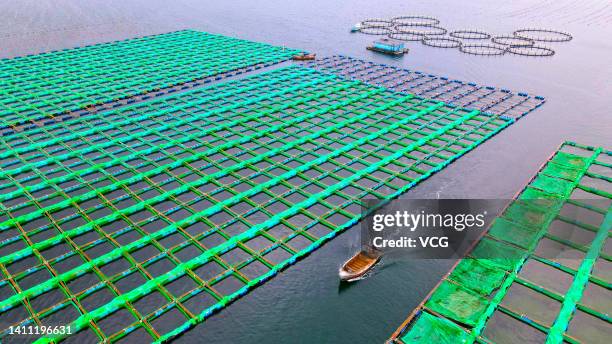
[
  {"left": 0, "top": 64, "right": 522, "bottom": 343},
  {"left": 390, "top": 141, "right": 611, "bottom": 344}
]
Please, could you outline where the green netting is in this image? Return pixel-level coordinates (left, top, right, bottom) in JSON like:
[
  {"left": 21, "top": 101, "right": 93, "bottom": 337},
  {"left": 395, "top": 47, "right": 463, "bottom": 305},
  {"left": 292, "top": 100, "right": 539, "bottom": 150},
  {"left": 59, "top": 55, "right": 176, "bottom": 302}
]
[
  {"left": 425, "top": 281, "right": 489, "bottom": 327},
  {"left": 541, "top": 161, "right": 583, "bottom": 181},
  {"left": 0, "top": 30, "right": 302, "bottom": 128},
  {"left": 519, "top": 187, "right": 565, "bottom": 208},
  {"left": 488, "top": 218, "right": 540, "bottom": 249},
  {"left": 550, "top": 151, "right": 590, "bottom": 170},
  {"left": 0, "top": 65, "right": 515, "bottom": 343},
  {"left": 401, "top": 311, "right": 470, "bottom": 344},
  {"left": 547, "top": 208, "right": 611, "bottom": 343},
  {"left": 530, "top": 173, "right": 575, "bottom": 196},
  {"left": 449, "top": 259, "right": 506, "bottom": 296},
  {"left": 470, "top": 237, "right": 527, "bottom": 271},
  {"left": 392, "top": 141, "right": 612, "bottom": 344},
  {"left": 502, "top": 201, "right": 552, "bottom": 230}
]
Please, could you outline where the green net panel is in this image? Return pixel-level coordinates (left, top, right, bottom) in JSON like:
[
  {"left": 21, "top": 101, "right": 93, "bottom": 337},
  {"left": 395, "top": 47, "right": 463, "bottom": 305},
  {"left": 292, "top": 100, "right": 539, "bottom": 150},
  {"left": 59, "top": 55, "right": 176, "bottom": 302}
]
[
  {"left": 0, "top": 65, "right": 514, "bottom": 343},
  {"left": 0, "top": 30, "right": 302, "bottom": 129},
  {"left": 401, "top": 311, "right": 470, "bottom": 344},
  {"left": 391, "top": 141, "right": 612, "bottom": 344}
]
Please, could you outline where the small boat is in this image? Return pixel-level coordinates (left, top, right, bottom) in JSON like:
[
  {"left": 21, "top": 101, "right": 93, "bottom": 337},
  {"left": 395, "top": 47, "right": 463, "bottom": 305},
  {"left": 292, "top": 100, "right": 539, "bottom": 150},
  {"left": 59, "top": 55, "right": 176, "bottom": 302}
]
[
  {"left": 339, "top": 249, "right": 382, "bottom": 282},
  {"left": 366, "top": 38, "right": 409, "bottom": 56},
  {"left": 351, "top": 23, "right": 362, "bottom": 33},
  {"left": 292, "top": 53, "right": 316, "bottom": 61}
]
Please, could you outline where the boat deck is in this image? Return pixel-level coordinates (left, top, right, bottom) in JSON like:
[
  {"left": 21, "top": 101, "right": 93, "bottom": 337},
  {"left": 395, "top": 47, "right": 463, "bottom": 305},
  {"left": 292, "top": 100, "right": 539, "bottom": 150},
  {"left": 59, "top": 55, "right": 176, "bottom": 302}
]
[{"left": 340, "top": 250, "right": 381, "bottom": 281}]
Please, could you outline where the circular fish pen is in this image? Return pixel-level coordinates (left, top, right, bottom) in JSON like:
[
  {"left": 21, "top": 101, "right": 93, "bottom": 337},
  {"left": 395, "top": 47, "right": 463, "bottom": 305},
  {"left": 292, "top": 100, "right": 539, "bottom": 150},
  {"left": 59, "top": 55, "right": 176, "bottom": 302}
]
[
  {"left": 421, "top": 37, "right": 462, "bottom": 48},
  {"left": 359, "top": 26, "right": 393, "bottom": 35},
  {"left": 507, "top": 45, "right": 555, "bottom": 57},
  {"left": 360, "top": 18, "right": 394, "bottom": 28},
  {"left": 391, "top": 15, "right": 440, "bottom": 26},
  {"left": 352, "top": 16, "right": 573, "bottom": 57},
  {"left": 449, "top": 30, "right": 491, "bottom": 40},
  {"left": 395, "top": 25, "right": 447, "bottom": 36},
  {"left": 460, "top": 43, "right": 507, "bottom": 56},
  {"left": 388, "top": 32, "right": 424, "bottom": 41},
  {"left": 492, "top": 35, "right": 535, "bottom": 47},
  {"left": 513, "top": 29, "right": 572, "bottom": 42}
]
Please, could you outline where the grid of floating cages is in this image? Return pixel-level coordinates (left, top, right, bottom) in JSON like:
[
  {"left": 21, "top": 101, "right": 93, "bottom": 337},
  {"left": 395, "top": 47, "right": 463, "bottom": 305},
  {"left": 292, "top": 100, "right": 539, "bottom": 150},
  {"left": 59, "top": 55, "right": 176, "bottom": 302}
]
[
  {"left": 0, "top": 30, "right": 302, "bottom": 129},
  {"left": 0, "top": 65, "right": 517, "bottom": 343},
  {"left": 301, "top": 55, "right": 545, "bottom": 120},
  {"left": 391, "top": 141, "right": 612, "bottom": 344}
]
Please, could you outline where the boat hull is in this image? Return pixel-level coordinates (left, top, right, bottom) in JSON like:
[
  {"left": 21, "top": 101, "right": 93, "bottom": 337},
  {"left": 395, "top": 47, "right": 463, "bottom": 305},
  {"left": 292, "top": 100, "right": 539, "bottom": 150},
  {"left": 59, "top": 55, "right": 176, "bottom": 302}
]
[
  {"left": 366, "top": 46, "right": 409, "bottom": 56},
  {"left": 339, "top": 250, "right": 381, "bottom": 282}
]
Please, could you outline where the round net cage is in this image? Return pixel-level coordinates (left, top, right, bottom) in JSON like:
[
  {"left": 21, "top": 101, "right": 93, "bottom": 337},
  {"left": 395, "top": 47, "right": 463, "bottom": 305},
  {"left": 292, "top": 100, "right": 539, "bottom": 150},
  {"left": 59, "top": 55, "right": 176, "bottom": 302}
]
[
  {"left": 360, "top": 18, "right": 394, "bottom": 28},
  {"left": 492, "top": 35, "right": 535, "bottom": 47},
  {"left": 513, "top": 29, "right": 572, "bottom": 42},
  {"left": 507, "top": 45, "right": 555, "bottom": 57},
  {"left": 422, "top": 37, "right": 462, "bottom": 48},
  {"left": 395, "top": 25, "right": 447, "bottom": 36},
  {"left": 391, "top": 15, "right": 440, "bottom": 26},
  {"left": 359, "top": 26, "right": 393, "bottom": 35},
  {"left": 388, "top": 32, "right": 424, "bottom": 41},
  {"left": 449, "top": 30, "right": 491, "bottom": 40},
  {"left": 459, "top": 43, "right": 507, "bottom": 56}
]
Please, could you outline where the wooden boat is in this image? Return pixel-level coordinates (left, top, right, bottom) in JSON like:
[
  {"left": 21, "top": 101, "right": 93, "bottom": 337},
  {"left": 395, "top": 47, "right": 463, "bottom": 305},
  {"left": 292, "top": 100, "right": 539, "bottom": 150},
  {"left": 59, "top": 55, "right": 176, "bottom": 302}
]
[
  {"left": 292, "top": 53, "right": 316, "bottom": 61},
  {"left": 339, "top": 249, "right": 382, "bottom": 282}
]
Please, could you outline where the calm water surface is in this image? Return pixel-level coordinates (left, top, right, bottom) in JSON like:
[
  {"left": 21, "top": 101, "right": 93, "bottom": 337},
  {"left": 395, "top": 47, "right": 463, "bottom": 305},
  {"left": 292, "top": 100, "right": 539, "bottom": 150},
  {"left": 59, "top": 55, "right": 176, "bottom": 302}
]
[{"left": 1, "top": 1, "right": 610, "bottom": 343}]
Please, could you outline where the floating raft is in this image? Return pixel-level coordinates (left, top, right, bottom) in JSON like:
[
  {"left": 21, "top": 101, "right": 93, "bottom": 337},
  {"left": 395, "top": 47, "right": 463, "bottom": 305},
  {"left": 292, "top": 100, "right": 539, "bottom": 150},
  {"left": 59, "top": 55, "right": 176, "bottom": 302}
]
[
  {"left": 301, "top": 55, "right": 546, "bottom": 120},
  {"left": 0, "top": 65, "right": 516, "bottom": 343},
  {"left": 390, "top": 141, "right": 611, "bottom": 344},
  {"left": 0, "top": 30, "right": 302, "bottom": 129}
]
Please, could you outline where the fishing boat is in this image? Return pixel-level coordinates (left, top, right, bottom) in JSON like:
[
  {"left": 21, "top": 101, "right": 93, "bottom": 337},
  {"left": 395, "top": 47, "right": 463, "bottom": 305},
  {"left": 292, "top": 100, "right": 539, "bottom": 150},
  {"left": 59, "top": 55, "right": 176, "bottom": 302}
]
[
  {"left": 292, "top": 53, "right": 316, "bottom": 61},
  {"left": 366, "top": 38, "right": 409, "bottom": 56},
  {"left": 339, "top": 249, "right": 382, "bottom": 282}
]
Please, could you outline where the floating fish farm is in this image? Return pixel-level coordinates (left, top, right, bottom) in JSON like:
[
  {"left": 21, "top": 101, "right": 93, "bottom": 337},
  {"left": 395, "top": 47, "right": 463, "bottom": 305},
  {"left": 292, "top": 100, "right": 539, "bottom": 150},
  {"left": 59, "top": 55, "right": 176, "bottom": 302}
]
[
  {"left": 0, "top": 30, "right": 302, "bottom": 128},
  {"left": 0, "top": 30, "right": 555, "bottom": 343},
  {"left": 390, "top": 141, "right": 611, "bottom": 344},
  {"left": 354, "top": 15, "right": 572, "bottom": 56},
  {"left": 301, "top": 55, "right": 545, "bottom": 120},
  {"left": 0, "top": 63, "right": 520, "bottom": 342}
]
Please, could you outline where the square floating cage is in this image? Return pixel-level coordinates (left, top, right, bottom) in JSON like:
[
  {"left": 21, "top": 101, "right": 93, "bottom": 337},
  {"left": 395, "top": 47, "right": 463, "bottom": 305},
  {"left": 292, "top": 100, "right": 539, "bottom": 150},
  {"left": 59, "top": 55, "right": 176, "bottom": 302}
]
[
  {"left": 301, "top": 55, "right": 546, "bottom": 121},
  {"left": 391, "top": 141, "right": 611, "bottom": 344},
  {"left": 0, "top": 30, "right": 302, "bottom": 129},
  {"left": 0, "top": 65, "right": 518, "bottom": 343}
]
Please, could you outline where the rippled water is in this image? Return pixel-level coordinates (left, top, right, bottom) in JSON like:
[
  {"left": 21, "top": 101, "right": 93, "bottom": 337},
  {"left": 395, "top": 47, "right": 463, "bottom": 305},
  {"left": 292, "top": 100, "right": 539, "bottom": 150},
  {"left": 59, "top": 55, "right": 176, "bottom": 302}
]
[{"left": 1, "top": 0, "right": 610, "bottom": 343}]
